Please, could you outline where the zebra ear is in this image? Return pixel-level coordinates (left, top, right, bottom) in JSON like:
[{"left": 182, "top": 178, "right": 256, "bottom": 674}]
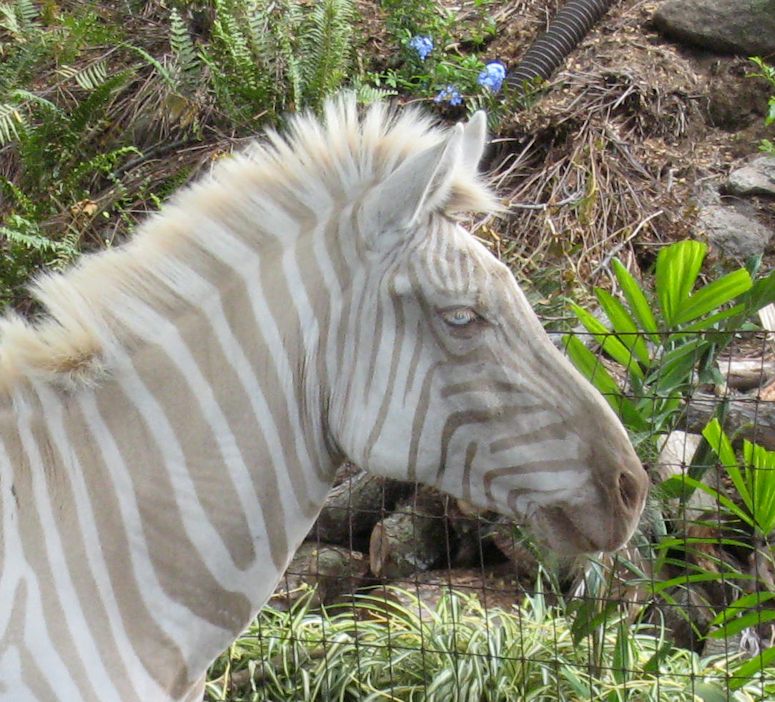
[
  {"left": 461, "top": 111, "right": 487, "bottom": 171},
  {"left": 363, "top": 124, "right": 464, "bottom": 248}
]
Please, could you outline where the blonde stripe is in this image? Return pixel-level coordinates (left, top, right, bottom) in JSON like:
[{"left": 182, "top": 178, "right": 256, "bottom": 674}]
[
  {"left": 189, "top": 221, "right": 327, "bottom": 509},
  {"left": 112, "top": 262, "right": 276, "bottom": 567},
  {"left": 34, "top": 385, "right": 166, "bottom": 700},
  {"left": 109, "top": 337, "right": 256, "bottom": 594},
  {"left": 15, "top": 391, "right": 121, "bottom": 702},
  {"left": 76, "top": 389, "right": 229, "bottom": 673},
  {"left": 0, "top": 647, "right": 40, "bottom": 702}
]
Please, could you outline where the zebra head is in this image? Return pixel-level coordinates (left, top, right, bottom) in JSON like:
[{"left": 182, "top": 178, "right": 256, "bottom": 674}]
[{"left": 330, "top": 110, "right": 648, "bottom": 556}]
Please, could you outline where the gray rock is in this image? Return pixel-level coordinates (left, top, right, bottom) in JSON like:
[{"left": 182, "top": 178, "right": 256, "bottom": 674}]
[
  {"left": 697, "top": 205, "right": 773, "bottom": 258},
  {"left": 727, "top": 156, "right": 775, "bottom": 197},
  {"left": 694, "top": 180, "right": 723, "bottom": 207},
  {"left": 653, "top": 0, "right": 775, "bottom": 56}
]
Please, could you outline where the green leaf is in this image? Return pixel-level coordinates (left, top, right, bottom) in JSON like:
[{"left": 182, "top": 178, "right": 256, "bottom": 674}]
[
  {"left": 729, "top": 645, "right": 775, "bottom": 690},
  {"left": 563, "top": 333, "right": 620, "bottom": 396},
  {"left": 657, "top": 535, "right": 752, "bottom": 551},
  {"left": 711, "top": 269, "right": 775, "bottom": 335},
  {"left": 703, "top": 419, "right": 752, "bottom": 508},
  {"left": 563, "top": 335, "right": 646, "bottom": 430},
  {"left": 649, "top": 338, "right": 706, "bottom": 391},
  {"left": 751, "top": 269, "right": 775, "bottom": 309},
  {"left": 571, "top": 304, "right": 645, "bottom": 380},
  {"left": 673, "top": 269, "right": 752, "bottom": 326},
  {"left": 743, "top": 440, "right": 775, "bottom": 534},
  {"left": 641, "top": 640, "right": 673, "bottom": 674},
  {"left": 658, "top": 473, "right": 693, "bottom": 500},
  {"left": 649, "top": 569, "right": 755, "bottom": 595},
  {"left": 569, "top": 597, "right": 619, "bottom": 643},
  {"left": 692, "top": 682, "right": 733, "bottom": 702},
  {"left": 559, "top": 665, "right": 589, "bottom": 698},
  {"left": 611, "top": 620, "right": 631, "bottom": 687},
  {"left": 706, "top": 608, "right": 775, "bottom": 639},
  {"left": 681, "top": 302, "right": 747, "bottom": 332},
  {"left": 655, "top": 240, "right": 707, "bottom": 326},
  {"left": 710, "top": 591, "right": 775, "bottom": 627},
  {"left": 612, "top": 258, "right": 659, "bottom": 343},
  {"left": 674, "top": 474, "right": 754, "bottom": 530},
  {"left": 595, "top": 289, "right": 651, "bottom": 366}
]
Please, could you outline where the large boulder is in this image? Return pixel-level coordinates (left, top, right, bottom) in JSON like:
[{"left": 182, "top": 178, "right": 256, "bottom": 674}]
[{"left": 653, "top": 0, "right": 775, "bottom": 56}]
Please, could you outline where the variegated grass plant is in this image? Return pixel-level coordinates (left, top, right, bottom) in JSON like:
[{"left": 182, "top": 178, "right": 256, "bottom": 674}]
[{"left": 206, "top": 586, "right": 771, "bottom": 701}]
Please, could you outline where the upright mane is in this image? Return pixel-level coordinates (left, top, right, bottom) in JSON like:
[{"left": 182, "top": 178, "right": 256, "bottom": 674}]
[{"left": 0, "top": 96, "right": 497, "bottom": 395}]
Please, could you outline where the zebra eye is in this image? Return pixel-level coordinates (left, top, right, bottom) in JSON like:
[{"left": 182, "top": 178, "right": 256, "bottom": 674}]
[{"left": 440, "top": 307, "right": 480, "bottom": 327}]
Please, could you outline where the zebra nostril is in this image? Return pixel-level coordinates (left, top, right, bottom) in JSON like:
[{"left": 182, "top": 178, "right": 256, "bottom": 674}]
[{"left": 617, "top": 470, "right": 642, "bottom": 512}]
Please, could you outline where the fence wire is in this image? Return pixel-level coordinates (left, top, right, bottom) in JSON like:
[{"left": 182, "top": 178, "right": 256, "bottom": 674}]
[{"left": 206, "top": 326, "right": 775, "bottom": 702}]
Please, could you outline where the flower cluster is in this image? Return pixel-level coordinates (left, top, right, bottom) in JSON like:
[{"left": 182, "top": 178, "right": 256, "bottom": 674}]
[
  {"left": 477, "top": 61, "right": 506, "bottom": 93},
  {"left": 407, "top": 34, "right": 506, "bottom": 108},
  {"left": 434, "top": 85, "right": 463, "bottom": 106},
  {"left": 408, "top": 35, "right": 433, "bottom": 62}
]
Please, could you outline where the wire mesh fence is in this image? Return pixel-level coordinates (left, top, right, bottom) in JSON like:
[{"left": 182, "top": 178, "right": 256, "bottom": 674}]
[{"left": 205, "top": 319, "right": 775, "bottom": 701}]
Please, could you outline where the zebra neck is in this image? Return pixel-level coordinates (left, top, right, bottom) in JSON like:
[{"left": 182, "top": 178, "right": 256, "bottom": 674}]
[{"left": 0, "top": 236, "right": 343, "bottom": 700}]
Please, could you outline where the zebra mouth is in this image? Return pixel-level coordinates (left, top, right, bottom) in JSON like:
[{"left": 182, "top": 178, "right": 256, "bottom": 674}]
[{"left": 533, "top": 505, "right": 604, "bottom": 555}]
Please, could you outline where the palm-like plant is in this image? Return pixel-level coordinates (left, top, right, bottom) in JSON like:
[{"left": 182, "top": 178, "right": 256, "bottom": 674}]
[{"left": 565, "top": 240, "right": 775, "bottom": 439}]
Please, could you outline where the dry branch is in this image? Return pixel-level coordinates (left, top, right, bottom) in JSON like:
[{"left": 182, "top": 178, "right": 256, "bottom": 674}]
[
  {"left": 718, "top": 358, "right": 775, "bottom": 392},
  {"left": 487, "top": 517, "right": 540, "bottom": 582},
  {"left": 269, "top": 542, "right": 370, "bottom": 610},
  {"left": 682, "top": 392, "right": 775, "bottom": 450},
  {"left": 310, "top": 466, "right": 410, "bottom": 547},
  {"left": 369, "top": 489, "right": 449, "bottom": 580}
]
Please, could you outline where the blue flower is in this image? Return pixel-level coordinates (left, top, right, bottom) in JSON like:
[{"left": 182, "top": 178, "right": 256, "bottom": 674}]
[
  {"left": 477, "top": 61, "right": 506, "bottom": 93},
  {"left": 408, "top": 35, "right": 434, "bottom": 61},
  {"left": 434, "top": 85, "right": 463, "bottom": 106}
]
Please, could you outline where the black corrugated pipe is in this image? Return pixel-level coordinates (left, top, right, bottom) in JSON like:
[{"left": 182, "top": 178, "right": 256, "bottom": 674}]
[{"left": 506, "top": 0, "right": 617, "bottom": 93}]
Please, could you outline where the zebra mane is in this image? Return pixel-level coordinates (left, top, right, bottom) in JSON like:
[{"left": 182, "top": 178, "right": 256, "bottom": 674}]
[{"left": 0, "top": 94, "right": 498, "bottom": 394}]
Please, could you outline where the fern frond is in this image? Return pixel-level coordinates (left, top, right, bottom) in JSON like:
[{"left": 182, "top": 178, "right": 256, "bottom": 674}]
[
  {"left": 10, "top": 88, "right": 60, "bottom": 114},
  {"left": 57, "top": 60, "right": 109, "bottom": 90},
  {"left": 216, "top": 12, "right": 255, "bottom": 86},
  {"left": 130, "top": 45, "right": 176, "bottom": 90},
  {"left": 0, "top": 102, "right": 25, "bottom": 145},
  {"left": 14, "top": 0, "right": 36, "bottom": 26},
  {"left": 169, "top": 9, "right": 201, "bottom": 94},
  {"left": 64, "top": 145, "right": 140, "bottom": 192},
  {"left": 0, "top": 215, "right": 64, "bottom": 253},
  {"left": 49, "top": 227, "right": 81, "bottom": 270},
  {"left": 0, "top": 3, "right": 21, "bottom": 37},
  {"left": 0, "top": 175, "right": 35, "bottom": 216},
  {"left": 67, "top": 70, "right": 129, "bottom": 136},
  {"left": 245, "top": 0, "right": 272, "bottom": 70},
  {"left": 300, "top": 0, "right": 354, "bottom": 109},
  {"left": 203, "top": 0, "right": 274, "bottom": 118},
  {"left": 355, "top": 84, "right": 398, "bottom": 106},
  {"left": 0, "top": 0, "right": 37, "bottom": 39},
  {"left": 273, "top": 1, "right": 304, "bottom": 108}
]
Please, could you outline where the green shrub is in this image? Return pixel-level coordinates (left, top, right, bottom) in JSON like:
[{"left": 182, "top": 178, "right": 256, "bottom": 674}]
[
  {"left": 564, "top": 241, "right": 775, "bottom": 443},
  {"left": 371, "top": 0, "right": 504, "bottom": 119},
  {"left": 0, "top": 1, "right": 141, "bottom": 306},
  {"left": 657, "top": 419, "right": 775, "bottom": 689},
  {"left": 750, "top": 57, "right": 775, "bottom": 153},
  {"left": 192, "top": 0, "right": 357, "bottom": 124}
]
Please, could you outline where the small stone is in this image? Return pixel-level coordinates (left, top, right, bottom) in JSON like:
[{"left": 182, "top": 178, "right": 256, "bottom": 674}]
[
  {"left": 727, "top": 156, "right": 775, "bottom": 197},
  {"left": 697, "top": 205, "right": 773, "bottom": 259}
]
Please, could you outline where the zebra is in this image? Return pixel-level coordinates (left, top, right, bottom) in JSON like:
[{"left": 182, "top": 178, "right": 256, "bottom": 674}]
[{"left": 0, "top": 96, "right": 648, "bottom": 701}]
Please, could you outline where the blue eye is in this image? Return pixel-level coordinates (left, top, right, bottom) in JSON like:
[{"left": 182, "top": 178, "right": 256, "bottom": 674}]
[{"left": 441, "top": 307, "right": 479, "bottom": 327}]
